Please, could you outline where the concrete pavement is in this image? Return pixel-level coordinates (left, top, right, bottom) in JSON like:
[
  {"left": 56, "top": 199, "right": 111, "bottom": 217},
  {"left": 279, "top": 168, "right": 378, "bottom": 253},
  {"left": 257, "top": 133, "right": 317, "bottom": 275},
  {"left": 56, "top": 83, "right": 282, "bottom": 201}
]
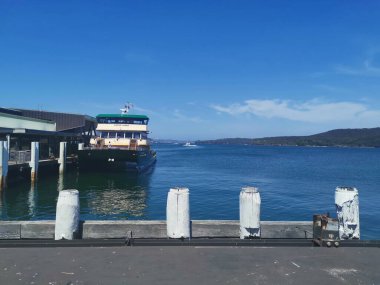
[{"left": 0, "top": 245, "right": 379, "bottom": 285}]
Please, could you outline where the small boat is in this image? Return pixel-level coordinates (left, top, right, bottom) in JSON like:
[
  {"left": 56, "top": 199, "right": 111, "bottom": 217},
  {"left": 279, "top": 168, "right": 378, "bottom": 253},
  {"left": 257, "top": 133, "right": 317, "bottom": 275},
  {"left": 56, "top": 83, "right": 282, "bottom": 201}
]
[
  {"left": 78, "top": 104, "right": 156, "bottom": 172},
  {"left": 184, "top": 142, "right": 197, "bottom": 147}
]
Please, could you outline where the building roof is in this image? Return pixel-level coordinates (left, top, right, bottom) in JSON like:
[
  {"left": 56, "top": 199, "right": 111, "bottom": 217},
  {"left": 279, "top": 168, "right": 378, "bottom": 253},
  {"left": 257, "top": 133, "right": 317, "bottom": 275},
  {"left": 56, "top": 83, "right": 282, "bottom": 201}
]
[{"left": 15, "top": 109, "right": 97, "bottom": 132}]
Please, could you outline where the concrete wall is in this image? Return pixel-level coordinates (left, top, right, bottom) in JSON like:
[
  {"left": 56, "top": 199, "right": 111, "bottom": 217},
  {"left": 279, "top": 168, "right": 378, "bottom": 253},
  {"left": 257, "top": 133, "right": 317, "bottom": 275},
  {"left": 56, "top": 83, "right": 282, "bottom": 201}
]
[{"left": 0, "top": 220, "right": 313, "bottom": 240}]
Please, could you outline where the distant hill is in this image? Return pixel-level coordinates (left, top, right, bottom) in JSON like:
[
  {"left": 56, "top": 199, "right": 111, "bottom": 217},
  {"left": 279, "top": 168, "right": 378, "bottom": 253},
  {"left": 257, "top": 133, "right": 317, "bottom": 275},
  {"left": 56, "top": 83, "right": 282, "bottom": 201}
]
[{"left": 197, "top": 128, "right": 380, "bottom": 147}]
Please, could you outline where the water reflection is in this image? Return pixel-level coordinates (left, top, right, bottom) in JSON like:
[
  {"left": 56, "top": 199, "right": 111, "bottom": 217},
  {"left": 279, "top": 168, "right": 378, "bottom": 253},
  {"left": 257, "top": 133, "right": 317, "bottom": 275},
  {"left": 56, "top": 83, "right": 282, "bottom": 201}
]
[
  {"left": 0, "top": 169, "right": 153, "bottom": 220},
  {"left": 0, "top": 190, "right": 4, "bottom": 218},
  {"left": 76, "top": 171, "right": 152, "bottom": 219},
  {"left": 28, "top": 183, "right": 37, "bottom": 216}
]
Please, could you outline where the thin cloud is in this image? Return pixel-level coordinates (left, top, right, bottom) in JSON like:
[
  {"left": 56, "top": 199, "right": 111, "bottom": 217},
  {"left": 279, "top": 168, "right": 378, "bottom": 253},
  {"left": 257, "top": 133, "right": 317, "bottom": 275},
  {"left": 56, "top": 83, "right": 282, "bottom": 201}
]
[
  {"left": 173, "top": 109, "right": 202, "bottom": 123},
  {"left": 211, "top": 99, "right": 380, "bottom": 124},
  {"left": 313, "top": 50, "right": 380, "bottom": 78},
  {"left": 133, "top": 105, "right": 160, "bottom": 116},
  {"left": 335, "top": 54, "right": 380, "bottom": 77}
]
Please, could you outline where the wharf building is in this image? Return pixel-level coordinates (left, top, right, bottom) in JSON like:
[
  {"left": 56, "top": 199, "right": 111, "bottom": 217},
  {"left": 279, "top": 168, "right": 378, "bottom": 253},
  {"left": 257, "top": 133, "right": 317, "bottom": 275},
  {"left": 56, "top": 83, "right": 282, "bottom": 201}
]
[{"left": 0, "top": 107, "right": 96, "bottom": 161}]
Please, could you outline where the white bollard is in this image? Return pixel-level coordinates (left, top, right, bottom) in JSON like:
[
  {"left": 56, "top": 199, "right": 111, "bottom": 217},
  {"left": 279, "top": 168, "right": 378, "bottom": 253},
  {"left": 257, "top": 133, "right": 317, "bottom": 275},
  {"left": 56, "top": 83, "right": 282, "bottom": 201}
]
[
  {"left": 29, "top": 141, "right": 39, "bottom": 183},
  {"left": 0, "top": 141, "right": 8, "bottom": 189},
  {"left": 59, "top": 142, "right": 67, "bottom": 174},
  {"left": 335, "top": 187, "right": 360, "bottom": 239},
  {"left": 55, "top": 189, "right": 80, "bottom": 240},
  {"left": 240, "top": 186, "right": 261, "bottom": 239},
  {"left": 166, "top": 187, "right": 190, "bottom": 238},
  {"left": 78, "top": 143, "right": 84, "bottom": 150}
]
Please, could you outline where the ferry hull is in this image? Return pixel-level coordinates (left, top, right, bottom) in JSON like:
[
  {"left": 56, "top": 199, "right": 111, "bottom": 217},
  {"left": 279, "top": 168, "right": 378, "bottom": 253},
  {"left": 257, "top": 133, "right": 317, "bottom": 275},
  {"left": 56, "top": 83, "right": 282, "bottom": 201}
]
[{"left": 77, "top": 149, "right": 156, "bottom": 172}]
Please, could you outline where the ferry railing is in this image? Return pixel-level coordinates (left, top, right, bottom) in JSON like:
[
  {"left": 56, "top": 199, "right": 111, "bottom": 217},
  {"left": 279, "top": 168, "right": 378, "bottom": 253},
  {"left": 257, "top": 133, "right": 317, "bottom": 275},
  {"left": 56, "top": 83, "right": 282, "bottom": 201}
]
[
  {"left": 9, "top": 150, "right": 31, "bottom": 164},
  {"left": 82, "top": 146, "right": 147, "bottom": 151}
]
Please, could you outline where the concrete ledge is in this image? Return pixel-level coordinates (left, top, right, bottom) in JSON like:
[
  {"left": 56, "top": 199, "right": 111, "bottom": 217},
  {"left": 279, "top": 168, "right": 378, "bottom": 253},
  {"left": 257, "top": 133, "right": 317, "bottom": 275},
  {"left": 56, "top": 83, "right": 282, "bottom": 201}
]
[
  {"left": 261, "top": 221, "right": 313, "bottom": 239},
  {"left": 192, "top": 221, "right": 313, "bottom": 238},
  {"left": 0, "top": 220, "right": 313, "bottom": 239},
  {"left": 0, "top": 222, "right": 21, "bottom": 239},
  {"left": 82, "top": 220, "right": 167, "bottom": 239},
  {"left": 192, "top": 220, "right": 238, "bottom": 237},
  {"left": 82, "top": 220, "right": 313, "bottom": 239},
  {"left": 21, "top": 221, "right": 55, "bottom": 239}
]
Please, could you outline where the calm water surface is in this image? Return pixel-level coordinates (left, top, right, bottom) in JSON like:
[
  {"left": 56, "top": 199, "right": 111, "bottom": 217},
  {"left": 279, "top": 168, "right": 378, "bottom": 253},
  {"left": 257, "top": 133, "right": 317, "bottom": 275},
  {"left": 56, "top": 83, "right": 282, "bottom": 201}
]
[{"left": 1, "top": 144, "right": 379, "bottom": 239}]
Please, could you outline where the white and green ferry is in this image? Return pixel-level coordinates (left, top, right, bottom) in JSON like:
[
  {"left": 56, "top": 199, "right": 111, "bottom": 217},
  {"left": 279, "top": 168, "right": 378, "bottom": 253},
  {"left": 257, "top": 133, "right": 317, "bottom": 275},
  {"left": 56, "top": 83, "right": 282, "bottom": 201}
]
[{"left": 78, "top": 105, "right": 156, "bottom": 172}]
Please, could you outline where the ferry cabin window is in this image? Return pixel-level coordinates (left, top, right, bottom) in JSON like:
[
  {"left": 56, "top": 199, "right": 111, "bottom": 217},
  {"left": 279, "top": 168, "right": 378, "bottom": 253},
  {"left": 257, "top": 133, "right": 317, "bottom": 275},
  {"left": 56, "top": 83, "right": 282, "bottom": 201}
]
[
  {"left": 109, "top": 132, "right": 133, "bottom": 138},
  {"left": 97, "top": 117, "right": 148, "bottom": 125},
  {"left": 133, "top": 132, "right": 147, "bottom": 140},
  {"left": 98, "top": 118, "right": 117, "bottom": 123}
]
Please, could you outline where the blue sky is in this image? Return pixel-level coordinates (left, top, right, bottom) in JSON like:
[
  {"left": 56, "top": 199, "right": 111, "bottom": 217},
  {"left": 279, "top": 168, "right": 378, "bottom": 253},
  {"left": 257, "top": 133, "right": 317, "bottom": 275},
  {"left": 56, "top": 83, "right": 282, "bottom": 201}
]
[{"left": 1, "top": 1, "right": 380, "bottom": 140}]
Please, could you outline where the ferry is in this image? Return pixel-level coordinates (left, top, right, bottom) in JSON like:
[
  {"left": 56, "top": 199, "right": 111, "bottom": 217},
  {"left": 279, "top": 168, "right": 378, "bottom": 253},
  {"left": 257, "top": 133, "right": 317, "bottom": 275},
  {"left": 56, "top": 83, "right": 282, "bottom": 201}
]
[
  {"left": 78, "top": 104, "right": 156, "bottom": 172},
  {"left": 183, "top": 142, "right": 197, "bottom": 147}
]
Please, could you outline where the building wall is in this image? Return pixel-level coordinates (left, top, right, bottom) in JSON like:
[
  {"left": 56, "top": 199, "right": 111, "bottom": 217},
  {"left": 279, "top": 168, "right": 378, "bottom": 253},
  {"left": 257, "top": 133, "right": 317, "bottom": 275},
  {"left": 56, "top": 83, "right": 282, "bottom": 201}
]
[
  {"left": 0, "top": 113, "right": 56, "bottom": 132},
  {"left": 17, "top": 109, "right": 89, "bottom": 131}
]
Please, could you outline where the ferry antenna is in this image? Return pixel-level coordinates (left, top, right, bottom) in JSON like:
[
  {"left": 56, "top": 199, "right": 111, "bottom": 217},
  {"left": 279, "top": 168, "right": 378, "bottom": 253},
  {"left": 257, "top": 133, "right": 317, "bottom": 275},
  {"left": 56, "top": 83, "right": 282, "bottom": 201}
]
[{"left": 121, "top": 102, "right": 134, "bottom": 114}]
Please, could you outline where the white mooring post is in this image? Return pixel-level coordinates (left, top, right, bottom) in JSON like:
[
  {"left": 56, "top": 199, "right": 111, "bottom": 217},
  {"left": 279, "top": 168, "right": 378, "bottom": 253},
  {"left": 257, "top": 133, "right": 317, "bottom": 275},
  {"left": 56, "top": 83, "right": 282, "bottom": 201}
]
[
  {"left": 240, "top": 186, "right": 261, "bottom": 239},
  {"left": 78, "top": 143, "right": 84, "bottom": 150},
  {"left": 55, "top": 189, "right": 80, "bottom": 240},
  {"left": 166, "top": 187, "right": 190, "bottom": 239},
  {"left": 29, "top": 141, "right": 39, "bottom": 183},
  {"left": 0, "top": 141, "right": 9, "bottom": 189},
  {"left": 59, "top": 142, "right": 67, "bottom": 174},
  {"left": 335, "top": 187, "right": 360, "bottom": 239},
  {"left": 6, "top": 135, "right": 10, "bottom": 157}
]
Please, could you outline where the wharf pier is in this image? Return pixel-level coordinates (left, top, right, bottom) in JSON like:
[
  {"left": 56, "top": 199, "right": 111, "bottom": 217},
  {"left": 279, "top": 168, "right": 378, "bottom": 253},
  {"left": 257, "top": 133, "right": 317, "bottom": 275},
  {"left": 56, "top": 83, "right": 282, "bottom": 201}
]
[
  {"left": 0, "top": 219, "right": 379, "bottom": 284},
  {"left": 7, "top": 156, "right": 77, "bottom": 173},
  {"left": 3, "top": 148, "right": 77, "bottom": 187},
  {"left": 0, "top": 107, "right": 96, "bottom": 188}
]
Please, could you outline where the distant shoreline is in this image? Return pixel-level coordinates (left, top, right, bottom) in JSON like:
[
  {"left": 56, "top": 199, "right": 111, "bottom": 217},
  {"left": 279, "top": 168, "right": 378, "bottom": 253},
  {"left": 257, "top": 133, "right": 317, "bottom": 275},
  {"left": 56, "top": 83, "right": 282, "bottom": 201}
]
[
  {"left": 152, "top": 127, "right": 380, "bottom": 148},
  {"left": 195, "top": 143, "right": 379, "bottom": 149},
  {"left": 152, "top": 141, "right": 379, "bottom": 149},
  {"left": 194, "top": 127, "right": 380, "bottom": 148}
]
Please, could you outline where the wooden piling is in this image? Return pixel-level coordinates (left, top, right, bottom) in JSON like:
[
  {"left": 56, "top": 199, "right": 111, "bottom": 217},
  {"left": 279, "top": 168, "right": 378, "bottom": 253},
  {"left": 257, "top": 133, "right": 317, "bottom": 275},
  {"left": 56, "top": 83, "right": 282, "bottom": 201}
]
[
  {"left": 29, "top": 142, "right": 39, "bottom": 183},
  {"left": 58, "top": 142, "right": 67, "bottom": 174},
  {"left": 0, "top": 141, "right": 9, "bottom": 190},
  {"left": 6, "top": 135, "right": 10, "bottom": 157}
]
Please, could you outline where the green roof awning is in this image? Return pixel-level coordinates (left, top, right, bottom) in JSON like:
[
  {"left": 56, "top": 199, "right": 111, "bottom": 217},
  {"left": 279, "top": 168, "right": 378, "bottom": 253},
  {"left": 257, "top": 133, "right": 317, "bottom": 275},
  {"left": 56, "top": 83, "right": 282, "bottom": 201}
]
[{"left": 96, "top": 114, "right": 149, "bottom": 119}]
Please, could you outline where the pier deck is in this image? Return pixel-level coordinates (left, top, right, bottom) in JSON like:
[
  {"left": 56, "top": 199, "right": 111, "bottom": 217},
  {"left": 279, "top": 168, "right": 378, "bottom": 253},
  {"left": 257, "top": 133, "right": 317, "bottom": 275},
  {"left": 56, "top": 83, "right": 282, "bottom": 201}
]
[
  {"left": 8, "top": 157, "right": 76, "bottom": 168},
  {"left": 0, "top": 245, "right": 378, "bottom": 284}
]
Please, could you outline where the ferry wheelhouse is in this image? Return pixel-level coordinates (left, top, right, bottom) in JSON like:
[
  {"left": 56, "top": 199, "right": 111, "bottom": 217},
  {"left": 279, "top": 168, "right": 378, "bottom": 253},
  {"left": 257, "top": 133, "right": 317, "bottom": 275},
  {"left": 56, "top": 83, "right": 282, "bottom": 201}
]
[{"left": 77, "top": 105, "right": 156, "bottom": 172}]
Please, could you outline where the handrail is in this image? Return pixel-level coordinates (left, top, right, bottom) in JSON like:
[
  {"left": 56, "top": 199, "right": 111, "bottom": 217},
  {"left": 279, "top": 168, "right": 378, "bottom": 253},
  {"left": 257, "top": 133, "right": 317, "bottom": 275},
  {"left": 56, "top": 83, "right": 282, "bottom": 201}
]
[{"left": 9, "top": 150, "right": 31, "bottom": 164}]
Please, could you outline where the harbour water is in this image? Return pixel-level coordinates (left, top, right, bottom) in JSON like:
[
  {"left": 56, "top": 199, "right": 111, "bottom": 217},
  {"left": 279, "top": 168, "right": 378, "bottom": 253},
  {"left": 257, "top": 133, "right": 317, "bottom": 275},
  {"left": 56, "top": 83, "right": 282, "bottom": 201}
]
[{"left": 1, "top": 144, "right": 379, "bottom": 239}]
